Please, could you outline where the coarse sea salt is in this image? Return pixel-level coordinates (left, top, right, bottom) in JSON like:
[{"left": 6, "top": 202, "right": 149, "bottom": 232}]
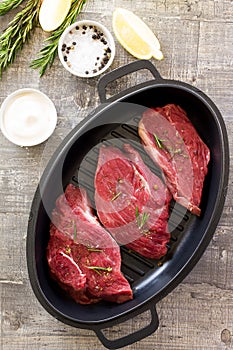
[{"left": 58, "top": 21, "right": 115, "bottom": 78}]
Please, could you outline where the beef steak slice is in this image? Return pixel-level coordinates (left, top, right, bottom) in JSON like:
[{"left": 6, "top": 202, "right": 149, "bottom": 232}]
[
  {"left": 94, "top": 144, "right": 171, "bottom": 259},
  {"left": 47, "top": 184, "right": 133, "bottom": 304},
  {"left": 138, "top": 104, "right": 210, "bottom": 216}
]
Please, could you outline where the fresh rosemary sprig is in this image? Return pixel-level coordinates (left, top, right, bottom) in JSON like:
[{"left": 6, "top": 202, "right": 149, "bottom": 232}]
[
  {"left": 87, "top": 266, "right": 112, "bottom": 275},
  {"left": 0, "top": 0, "right": 40, "bottom": 77},
  {"left": 153, "top": 133, "right": 165, "bottom": 149},
  {"left": 30, "top": 0, "right": 87, "bottom": 76},
  {"left": 0, "top": 0, "right": 25, "bottom": 16},
  {"left": 87, "top": 247, "right": 103, "bottom": 252},
  {"left": 111, "top": 191, "right": 122, "bottom": 201},
  {"left": 135, "top": 206, "right": 150, "bottom": 230},
  {"left": 73, "top": 222, "right": 77, "bottom": 242}
]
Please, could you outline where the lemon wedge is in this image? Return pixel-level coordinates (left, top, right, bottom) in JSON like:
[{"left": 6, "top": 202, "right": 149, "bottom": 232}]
[
  {"left": 112, "top": 8, "right": 163, "bottom": 60},
  {"left": 39, "top": 0, "right": 72, "bottom": 32}
]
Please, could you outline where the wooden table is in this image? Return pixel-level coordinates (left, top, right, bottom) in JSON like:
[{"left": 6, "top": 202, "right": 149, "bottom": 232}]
[{"left": 1, "top": 1, "right": 233, "bottom": 349}]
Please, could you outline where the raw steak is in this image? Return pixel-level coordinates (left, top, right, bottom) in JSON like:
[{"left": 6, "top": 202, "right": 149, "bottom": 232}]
[
  {"left": 94, "top": 144, "right": 171, "bottom": 259},
  {"left": 138, "top": 104, "right": 210, "bottom": 216},
  {"left": 47, "top": 184, "right": 133, "bottom": 304}
]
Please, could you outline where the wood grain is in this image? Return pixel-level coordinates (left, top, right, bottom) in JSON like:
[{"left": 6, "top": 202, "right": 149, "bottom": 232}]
[{"left": 1, "top": 0, "right": 233, "bottom": 349}]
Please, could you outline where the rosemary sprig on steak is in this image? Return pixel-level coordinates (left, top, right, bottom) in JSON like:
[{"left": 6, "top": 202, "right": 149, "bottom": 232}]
[
  {"left": 30, "top": 0, "right": 87, "bottom": 76},
  {"left": 0, "top": 0, "right": 40, "bottom": 78},
  {"left": 153, "top": 133, "right": 165, "bottom": 149},
  {"left": 87, "top": 247, "right": 103, "bottom": 252},
  {"left": 87, "top": 266, "right": 113, "bottom": 275},
  {"left": 73, "top": 222, "right": 77, "bottom": 242},
  {"left": 135, "top": 207, "right": 150, "bottom": 230},
  {"left": 111, "top": 191, "right": 122, "bottom": 201}
]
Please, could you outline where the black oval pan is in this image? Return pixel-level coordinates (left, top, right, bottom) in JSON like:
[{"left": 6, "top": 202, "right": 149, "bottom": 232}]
[{"left": 27, "top": 60, "right": 229, "bottom": 349}]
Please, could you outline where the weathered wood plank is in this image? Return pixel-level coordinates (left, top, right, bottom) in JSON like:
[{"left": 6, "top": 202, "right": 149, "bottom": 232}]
[
  {"left": 1, "top": 280, "right": 233, "bottom": 349},
  {"left": 1, "top": 0, "right": 233, "bottom": 349}
]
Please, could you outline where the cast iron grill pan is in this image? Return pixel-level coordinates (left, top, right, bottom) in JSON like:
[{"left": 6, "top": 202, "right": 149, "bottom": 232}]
[
  {"left": 27, "top": 60, "right": 229, "bottom": 349},
  {"left": 73, "top": 115, "right": 190, "bottom": 272}
]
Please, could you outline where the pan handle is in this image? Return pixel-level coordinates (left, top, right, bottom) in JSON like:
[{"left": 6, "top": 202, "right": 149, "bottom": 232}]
[
  {"left": 94, "top": 305, "right": 159, "bottom": 349},
  {"left": 97, "top": 60, "right": 162, "bottom": 103}
]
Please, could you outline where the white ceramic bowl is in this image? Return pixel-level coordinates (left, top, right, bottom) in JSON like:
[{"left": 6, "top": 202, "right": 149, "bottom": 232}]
[
  {"left": 58, "top": 20, "right": 115, "bottom": 78},
  {"left": 0, "top": 88, "right": 57, "bottom": 147}
]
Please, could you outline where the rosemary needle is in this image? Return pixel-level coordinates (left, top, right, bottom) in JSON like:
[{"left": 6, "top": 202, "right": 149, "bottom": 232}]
[
  {"left": 0, "top": 0, "right": 40, "bottom": 78},
  {"left": 73, "top": 222, "right": 77, "bottom": 242},
  {"left": 111, "top": 191, "right": 122, "bottom": 201},
  {"left": 153, "top": 133, "right": 164, "bottom": 149},
  {"left": 30, "top": 0, "right": 87, "bottom": 76},
  {"left": 0, "top": 0, "right": 25, "bottom": 16},
  {"left": 135, "top": 206, "right": 150, "bottom": 230},
  {"left": 87, "top": 266, "right": 112, "bottom": 275}
]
